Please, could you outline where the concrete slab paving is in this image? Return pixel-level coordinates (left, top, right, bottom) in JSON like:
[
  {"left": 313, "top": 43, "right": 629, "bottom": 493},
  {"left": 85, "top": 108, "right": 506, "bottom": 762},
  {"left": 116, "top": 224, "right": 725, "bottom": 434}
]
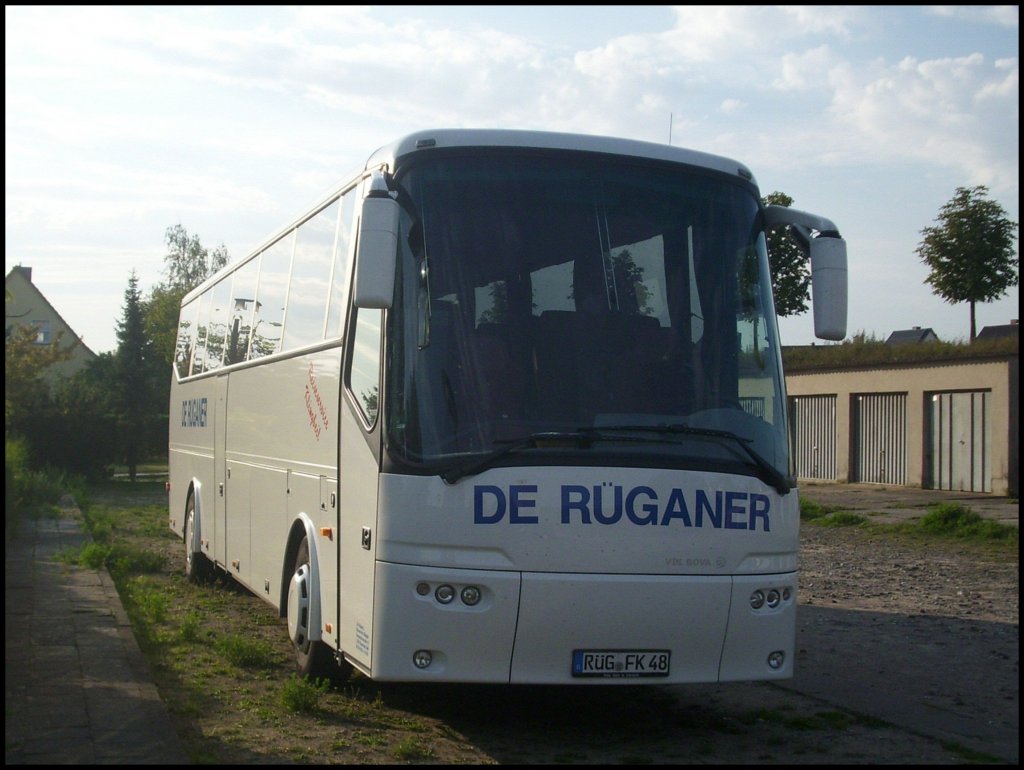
[{"left": 5, "top": 508, "right": 189, "bottom": 765}]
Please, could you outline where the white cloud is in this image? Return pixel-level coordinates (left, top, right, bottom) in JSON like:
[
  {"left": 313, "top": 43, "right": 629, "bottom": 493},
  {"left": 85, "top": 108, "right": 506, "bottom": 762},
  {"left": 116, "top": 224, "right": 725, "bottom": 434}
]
[
  {"left": 826, "top": 52, "right": 1019, "bottom": 192},
  {"left": 926, "top": 5, "right": 1019, "bottom": 28},
  {"left": 774, "top": 46, "right": 839, "bottom": 91}
]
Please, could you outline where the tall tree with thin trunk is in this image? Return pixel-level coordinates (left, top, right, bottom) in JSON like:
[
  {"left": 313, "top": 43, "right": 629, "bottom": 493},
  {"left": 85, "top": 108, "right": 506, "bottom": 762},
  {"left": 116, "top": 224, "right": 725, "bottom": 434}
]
[
  {"left": 916, "top": 186, "right": 1018, "bottom": 341},
  {"left": 116, "top": 270, "right": 158, "bottom": 481}
]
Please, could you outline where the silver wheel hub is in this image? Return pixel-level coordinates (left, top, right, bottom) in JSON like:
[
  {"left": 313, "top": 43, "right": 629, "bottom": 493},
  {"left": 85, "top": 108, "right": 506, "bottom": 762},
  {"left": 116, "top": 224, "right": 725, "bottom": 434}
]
[{"left": 287, "top": 564, "right": 311, "bottom": 648}]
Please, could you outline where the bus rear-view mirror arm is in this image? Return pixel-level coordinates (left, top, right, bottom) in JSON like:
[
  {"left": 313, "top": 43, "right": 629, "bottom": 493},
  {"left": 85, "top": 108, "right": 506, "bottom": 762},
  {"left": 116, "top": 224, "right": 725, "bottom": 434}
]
[{"left": 763, "top": 205, "right": 848, "bottom": 342}]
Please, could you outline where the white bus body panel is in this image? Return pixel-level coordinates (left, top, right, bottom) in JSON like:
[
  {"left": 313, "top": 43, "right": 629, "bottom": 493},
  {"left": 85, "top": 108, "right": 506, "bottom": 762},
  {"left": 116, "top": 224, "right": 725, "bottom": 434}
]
[
  {"left": 226, "top": 349, "right": 341, "bottom": 625},
  {"left": 363, "top": 468, "right": 799, "bottom": 683},
  {"left": 170, "top": 347, "right": 342, "bottom": 633}
]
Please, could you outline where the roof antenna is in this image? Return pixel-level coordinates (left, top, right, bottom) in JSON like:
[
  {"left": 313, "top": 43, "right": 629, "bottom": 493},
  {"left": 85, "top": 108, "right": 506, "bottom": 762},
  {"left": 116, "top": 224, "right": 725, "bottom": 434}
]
[{"left": 668, "top": 113, "right": 673, "bottom": 145}]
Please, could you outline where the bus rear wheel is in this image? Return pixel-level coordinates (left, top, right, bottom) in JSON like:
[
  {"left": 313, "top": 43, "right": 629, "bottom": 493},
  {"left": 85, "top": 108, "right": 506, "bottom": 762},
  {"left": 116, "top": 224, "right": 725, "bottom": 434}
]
[
  {"left": 287, "top": 536, "right": 350, "bottom": 683},
  {"left": 184, "top": 494, "right": 213, "bottom": 583}
]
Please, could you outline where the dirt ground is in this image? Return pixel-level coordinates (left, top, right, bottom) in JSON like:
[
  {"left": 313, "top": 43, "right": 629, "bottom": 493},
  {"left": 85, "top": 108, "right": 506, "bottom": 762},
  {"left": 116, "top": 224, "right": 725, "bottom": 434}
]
[{"left": 105, "top": 483, "right": 1021, "bottom": 764}]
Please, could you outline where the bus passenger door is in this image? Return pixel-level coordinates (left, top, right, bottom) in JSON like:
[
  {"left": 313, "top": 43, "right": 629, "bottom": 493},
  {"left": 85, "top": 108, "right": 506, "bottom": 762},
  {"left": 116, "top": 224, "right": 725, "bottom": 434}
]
[
  {"left": 337, "top": 306, "right": 384, "bottom": 674},
  {"left": 213, "top": 374, "right": 229, "bottom": 570}
]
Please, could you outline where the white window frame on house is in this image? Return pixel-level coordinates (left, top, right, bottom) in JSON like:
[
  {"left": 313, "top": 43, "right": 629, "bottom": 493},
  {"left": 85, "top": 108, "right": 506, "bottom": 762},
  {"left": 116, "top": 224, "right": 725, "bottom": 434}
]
[{"left": 32, "top": 320, "right": 51, "bottom": 344}]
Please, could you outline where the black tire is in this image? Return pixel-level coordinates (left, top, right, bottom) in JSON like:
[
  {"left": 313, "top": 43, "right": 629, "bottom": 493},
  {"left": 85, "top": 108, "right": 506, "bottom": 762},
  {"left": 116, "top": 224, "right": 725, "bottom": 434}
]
[
  {"left": 287, "top": 536, "right": 351, "bottom": 684},
  {"left": 184, "top": 494, "right": 213, "bottom": 583}
]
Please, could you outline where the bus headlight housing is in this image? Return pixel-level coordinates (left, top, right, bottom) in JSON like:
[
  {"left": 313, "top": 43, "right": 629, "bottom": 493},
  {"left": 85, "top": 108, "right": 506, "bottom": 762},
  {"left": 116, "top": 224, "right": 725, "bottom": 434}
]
[{"left": 434, "top": 584, "right": 455, "bottom": 604}]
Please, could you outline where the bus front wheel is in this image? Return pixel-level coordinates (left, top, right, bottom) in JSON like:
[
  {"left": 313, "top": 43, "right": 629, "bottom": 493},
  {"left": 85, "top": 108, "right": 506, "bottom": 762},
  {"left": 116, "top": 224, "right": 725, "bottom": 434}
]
[{"left": 287, "top": 536, "right": 349, "bottom": 683}]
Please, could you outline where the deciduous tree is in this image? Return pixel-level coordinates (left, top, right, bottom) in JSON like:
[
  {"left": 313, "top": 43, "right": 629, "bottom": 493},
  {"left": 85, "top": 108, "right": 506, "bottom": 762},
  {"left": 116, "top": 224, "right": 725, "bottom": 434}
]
[
  {"left": 762, "top": 191, "right": 812, "bottom": 318},
  {"left": 916, "top": 186, "right": 1018, "bottom": 341}
]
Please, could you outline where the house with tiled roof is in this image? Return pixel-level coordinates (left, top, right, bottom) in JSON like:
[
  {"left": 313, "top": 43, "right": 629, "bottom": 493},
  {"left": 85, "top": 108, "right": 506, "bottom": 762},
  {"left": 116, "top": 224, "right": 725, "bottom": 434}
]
[
  {"left": 885, "top": 326, "right": 939, "bottom": 345},
  {"left": 5, "top": 265, "right": 97, "bottom": 382}
]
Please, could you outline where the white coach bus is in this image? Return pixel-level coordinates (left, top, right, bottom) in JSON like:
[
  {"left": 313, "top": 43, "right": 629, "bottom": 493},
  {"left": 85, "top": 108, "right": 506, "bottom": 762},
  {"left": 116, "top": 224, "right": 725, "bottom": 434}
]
[{"left": 168, "top": 129, "right": 847, "bottom": 684}]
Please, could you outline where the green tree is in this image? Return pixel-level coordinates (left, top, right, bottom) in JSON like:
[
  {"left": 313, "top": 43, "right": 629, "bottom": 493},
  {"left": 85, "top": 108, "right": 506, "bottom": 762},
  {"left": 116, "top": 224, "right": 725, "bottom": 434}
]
[
  {"left": 144, "top": 226, "right": 230, "bottom": 443},
  {"left": 46, "top": 352, "right": 121, "bottom": 478},
  {"left": 147, "top": 225, "right": 229, "bottom": 370},
  {"left": 762, "top": 191, "right": 811, "bottom": 317},
  {"left": 916, "top": 186, "right": 1018, "bottom": 341},
  {"left": 116, "top": 271, "right": 161, "bottom": 481},
  {"left": 162, "top": 224, "right": 230, "bottom": 293},
  {"left": 4, "top": 324, "right": 73, "bottom": 431}
]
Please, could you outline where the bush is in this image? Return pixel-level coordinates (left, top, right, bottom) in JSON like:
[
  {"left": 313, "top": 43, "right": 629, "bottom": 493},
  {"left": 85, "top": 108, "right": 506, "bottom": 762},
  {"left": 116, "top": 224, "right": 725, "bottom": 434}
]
[
  {"left": 919, "top": 503, "right": 1018, "bottom": 541},
  {"left": 280, "top": 675, "right": 330, "bottom": 713},
  {"left": 5, "top": 436, "right": 84, "bottom": 532}
]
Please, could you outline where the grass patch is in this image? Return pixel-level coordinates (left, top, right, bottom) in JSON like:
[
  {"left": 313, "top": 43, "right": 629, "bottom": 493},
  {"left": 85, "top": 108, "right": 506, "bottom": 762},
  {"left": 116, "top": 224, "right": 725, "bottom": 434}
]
[
  {"left": 279, "top": 675, "right": 330, "bottom": 713},
  {"left": 917, "top": 503, "right": 1018, "bottom": 542},
  {"left": 816, "top": 511, "right": 869, "bottom": 528},
  {"left": 214, "top": 633, "right": 279, "bottom": 669},
  {"left": 799, "top": 498, "right": 842, "bottom": 521},
  {"left": 802, "top": 498, "right": 1016, "bottom": 548},
  {"left": 391, "top": 737, "right": 434, "bottom": 760}
]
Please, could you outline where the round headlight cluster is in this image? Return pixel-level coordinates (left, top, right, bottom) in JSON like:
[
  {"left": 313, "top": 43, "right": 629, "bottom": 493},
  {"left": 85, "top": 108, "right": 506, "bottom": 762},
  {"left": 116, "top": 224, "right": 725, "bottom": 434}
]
[
  {"left": 419, "top": 582, "right": 483, "bottom": 607},
  {"left": 750, "top": 585, "right": 793, "bottom": 611}
]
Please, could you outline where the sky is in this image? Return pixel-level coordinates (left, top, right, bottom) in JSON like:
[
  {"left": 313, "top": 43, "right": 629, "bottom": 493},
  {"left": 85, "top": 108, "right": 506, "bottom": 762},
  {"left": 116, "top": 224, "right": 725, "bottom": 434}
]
[{"left": 5, "top": 5, "right": 1019, "bottom": 355}]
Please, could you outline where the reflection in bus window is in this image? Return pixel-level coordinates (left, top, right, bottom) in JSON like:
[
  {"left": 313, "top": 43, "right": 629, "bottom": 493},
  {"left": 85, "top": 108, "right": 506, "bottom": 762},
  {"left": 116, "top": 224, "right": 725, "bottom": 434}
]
[
  {"left": 349, "top": 308, "right": 381, "bottom": 423},
  {"left": 175, "top": 298, "right": 199, "bottom": 377},
  {"left": 190, "top": 291, "right": 214, "bottom": 375},
  {"left": 205, "top": 278, "right": 232, "bottom": 371},
  {"left": 250, "top": 233, "right": 293, "bottom": 359},
  {"left": 227, "top": 255, "right": 260, "bottom": 364},
  {"left": 283, "top": 199, "right": 338, "bottom": 350},
  {"left": 326, "top": 189, "right": 357, "bottom": 339}
]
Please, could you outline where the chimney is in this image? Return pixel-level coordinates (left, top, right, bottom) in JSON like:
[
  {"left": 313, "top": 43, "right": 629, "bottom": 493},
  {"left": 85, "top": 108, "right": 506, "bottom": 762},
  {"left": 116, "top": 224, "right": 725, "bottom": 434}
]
[{"left": 13, "top": 265, "right": 32, "bottom": 282}]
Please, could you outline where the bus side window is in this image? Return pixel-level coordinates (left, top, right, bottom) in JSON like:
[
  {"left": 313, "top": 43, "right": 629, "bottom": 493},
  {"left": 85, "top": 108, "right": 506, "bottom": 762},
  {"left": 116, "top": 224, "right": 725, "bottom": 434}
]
[
  {"left": 204, "top": 278, "right": 232, "bottom": 371},
  {"left": 175, "top": 298, "right": 199, "bottom": 378},
  {"left": 226, "top": 255, "right": 260, "bottom": 364},
  {"left": 250, "top": 233, "right": 293, "bottom": 359},
  {"left": 190, "top": 291, "right": 213, "bottom": 375},
  {"left": 348, "top": 307, "right": 382, "bottom": 425},
  {"left": 326, "top": 188, "right": 358, "bottom": 340},
  {"left": 282, "top": 199, "right": 338, "bottom": 351}
]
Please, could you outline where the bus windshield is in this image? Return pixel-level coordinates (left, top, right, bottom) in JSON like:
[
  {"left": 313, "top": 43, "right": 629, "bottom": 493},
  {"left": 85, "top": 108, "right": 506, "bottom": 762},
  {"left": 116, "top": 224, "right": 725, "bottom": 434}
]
[{"left": 385, "top": 150, "right": 789, "bottom": 482}]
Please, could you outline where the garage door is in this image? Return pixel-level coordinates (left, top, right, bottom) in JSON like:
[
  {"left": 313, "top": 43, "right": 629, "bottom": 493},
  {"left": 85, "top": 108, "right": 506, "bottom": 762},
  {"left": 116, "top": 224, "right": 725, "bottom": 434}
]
[
  {"left": 853, "top": 393, "right": 906, "bottom": 485},
  {"left": 788, "top": 395, "right": 837, "bottom": 481},
  {"left": 926, "top": 391, "right": 991, "bottom": 493}
]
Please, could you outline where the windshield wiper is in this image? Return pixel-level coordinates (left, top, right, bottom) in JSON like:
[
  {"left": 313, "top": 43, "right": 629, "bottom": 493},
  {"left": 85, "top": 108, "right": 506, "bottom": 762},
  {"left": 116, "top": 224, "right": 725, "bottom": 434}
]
[
  {"left": 440, "top": 425, "right": 793, "bottom": 494},
  {"left": 441, "top": 432, "right": 578, "bottom": 484},
  {"left": 440, "top": 430, "right": 666, "bottom": 484},
  {"left": 593, "top": 423, "right": 794, "bottom": 495}
]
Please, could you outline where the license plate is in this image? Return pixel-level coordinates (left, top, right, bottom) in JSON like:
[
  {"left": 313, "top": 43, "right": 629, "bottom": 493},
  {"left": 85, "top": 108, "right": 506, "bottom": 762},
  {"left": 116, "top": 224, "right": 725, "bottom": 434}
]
[{"left": 571, "top": 649, "right": 670, "bottom": 678}]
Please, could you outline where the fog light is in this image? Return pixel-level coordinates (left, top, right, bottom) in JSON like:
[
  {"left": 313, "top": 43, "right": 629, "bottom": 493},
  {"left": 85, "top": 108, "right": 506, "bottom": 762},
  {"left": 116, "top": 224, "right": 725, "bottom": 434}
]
[
  {"left": 767, "top": 650, "right": 785, "bottom": 670},
  {"left": 416, "top": 582, "right": 430, "bottom": 596},
  {"left": 461, "top": 585, "right": 481, "bottom": 606},
  {"left": 750, "top": 590, "right": 765, "bottom": 609},
  {"left": 413, "top": 649, "right": 432, "bottom": 669},
  {"left": 766, "top": 589, "right": 781, "bottom": 608},
  {"left": 435, "top": 584, "right": 455, "bottom": 604}
]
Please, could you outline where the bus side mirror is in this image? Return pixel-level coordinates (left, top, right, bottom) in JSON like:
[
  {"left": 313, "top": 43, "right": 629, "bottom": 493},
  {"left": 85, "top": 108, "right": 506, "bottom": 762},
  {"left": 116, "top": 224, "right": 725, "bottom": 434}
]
[
  {"left": 763, "top": 205, "right": 849, "bottom": 342},
  {"left": 810, "top": 235, "right": 847, "bottom": 341},
  {"left": 353, "top": 173, "right": 400, "bottom": 309}
]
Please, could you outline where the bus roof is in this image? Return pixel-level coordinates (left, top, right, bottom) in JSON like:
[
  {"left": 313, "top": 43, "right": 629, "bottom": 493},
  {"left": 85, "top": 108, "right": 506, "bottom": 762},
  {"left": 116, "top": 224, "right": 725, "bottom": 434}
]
[{"left": 363, "top": 128, "right": 756, "bottom": 185}]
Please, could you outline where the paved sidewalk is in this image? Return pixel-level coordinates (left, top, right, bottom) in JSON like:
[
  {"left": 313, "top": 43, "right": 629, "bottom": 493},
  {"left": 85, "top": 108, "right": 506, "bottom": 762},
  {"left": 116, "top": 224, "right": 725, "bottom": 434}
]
[{"left": 5, "top": 503, "right": 189, "bottom": 765}]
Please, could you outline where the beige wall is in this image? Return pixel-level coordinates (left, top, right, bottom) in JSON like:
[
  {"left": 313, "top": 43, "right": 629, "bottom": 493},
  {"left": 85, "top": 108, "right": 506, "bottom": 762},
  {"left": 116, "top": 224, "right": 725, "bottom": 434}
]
[{"left": 786, "top": 358, "right": 1018, "bottom": 497}]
